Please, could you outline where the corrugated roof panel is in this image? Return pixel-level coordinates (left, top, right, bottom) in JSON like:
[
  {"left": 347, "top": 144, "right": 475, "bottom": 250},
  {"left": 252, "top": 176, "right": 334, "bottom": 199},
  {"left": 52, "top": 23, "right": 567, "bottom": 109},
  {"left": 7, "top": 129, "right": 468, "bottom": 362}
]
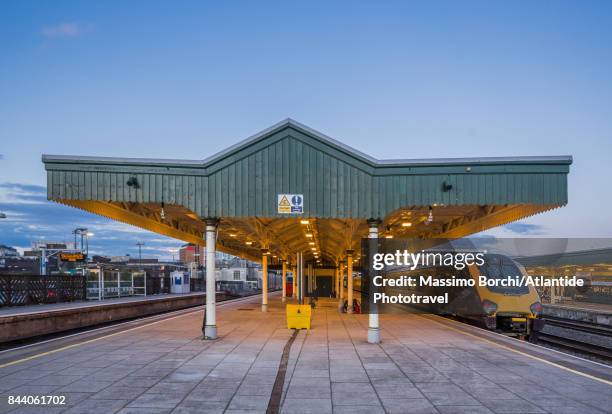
[{"left": 44, "top": 123, "right": 570, "bottom": 220}]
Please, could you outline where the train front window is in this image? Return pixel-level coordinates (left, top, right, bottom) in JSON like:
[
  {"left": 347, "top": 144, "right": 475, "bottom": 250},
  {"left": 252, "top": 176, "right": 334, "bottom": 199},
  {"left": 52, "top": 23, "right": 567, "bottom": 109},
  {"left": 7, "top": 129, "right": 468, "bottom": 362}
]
[{"left": 478, "top": 255, "right": 529, "bottom": 294}]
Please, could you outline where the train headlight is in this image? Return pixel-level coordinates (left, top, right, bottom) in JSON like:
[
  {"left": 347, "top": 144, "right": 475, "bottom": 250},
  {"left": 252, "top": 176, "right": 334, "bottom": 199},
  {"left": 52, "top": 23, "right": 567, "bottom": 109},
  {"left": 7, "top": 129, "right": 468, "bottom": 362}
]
[
  {"left": 482, "top": 299, "right": 497, "bottom": 315},
  {"left": 530, "top": 301, "right": 543, "bottom": 316}
]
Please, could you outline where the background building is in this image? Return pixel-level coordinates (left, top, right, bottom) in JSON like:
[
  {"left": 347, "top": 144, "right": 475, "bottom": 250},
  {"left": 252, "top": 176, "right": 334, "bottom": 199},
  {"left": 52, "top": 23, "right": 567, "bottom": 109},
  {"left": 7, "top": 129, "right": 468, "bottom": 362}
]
[
  {"left": 0, "top": 245, "right": 19, "bottom": 258},
  {"left": 179, "top": 244, "right": 205, "bottom": 266}
]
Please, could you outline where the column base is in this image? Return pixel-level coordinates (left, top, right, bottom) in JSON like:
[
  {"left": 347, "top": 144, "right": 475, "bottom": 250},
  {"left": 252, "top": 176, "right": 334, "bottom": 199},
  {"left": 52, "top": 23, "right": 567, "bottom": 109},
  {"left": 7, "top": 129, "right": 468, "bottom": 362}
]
[
  {"left": 282, "top": 297, "right": 286, "bottom": 303},
  {"left": 367, "top": 327, "right": 381, "bottom": 344},
  {"left": 203, "top": 325, "right": 217, "bottom": 340},
  {"left": 347, "top": 308, "right": 353, "bottom": 314},
  {"left": 262, "top": 303, "right": 268, "bottom": 312}
]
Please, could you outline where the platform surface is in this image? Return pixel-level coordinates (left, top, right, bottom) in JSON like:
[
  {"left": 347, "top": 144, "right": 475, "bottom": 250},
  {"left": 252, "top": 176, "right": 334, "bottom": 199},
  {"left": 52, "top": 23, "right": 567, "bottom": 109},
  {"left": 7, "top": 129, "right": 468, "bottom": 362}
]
[
  {"left": 0, "top": 293, "right": 205, "bottom": 317},
  {"left": 544, "top": 301, "right": 612, "bottom": 314},
  {"left": 0, "top": 294, "right": 610, "bottom": 414}
]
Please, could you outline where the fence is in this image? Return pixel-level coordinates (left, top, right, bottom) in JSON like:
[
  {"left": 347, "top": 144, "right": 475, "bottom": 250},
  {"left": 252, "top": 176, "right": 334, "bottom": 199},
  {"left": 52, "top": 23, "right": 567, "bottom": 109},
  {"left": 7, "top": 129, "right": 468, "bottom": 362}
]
[{"left": 0, "top": 275, "right": 86, "bottom": 307}]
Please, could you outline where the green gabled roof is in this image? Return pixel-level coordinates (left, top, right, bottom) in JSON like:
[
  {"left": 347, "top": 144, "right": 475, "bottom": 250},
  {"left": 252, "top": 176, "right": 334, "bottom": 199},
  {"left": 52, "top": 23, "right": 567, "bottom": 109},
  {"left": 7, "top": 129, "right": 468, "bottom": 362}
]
[{"left": 43, "top": 119, "right": 571, "bottom": 219}]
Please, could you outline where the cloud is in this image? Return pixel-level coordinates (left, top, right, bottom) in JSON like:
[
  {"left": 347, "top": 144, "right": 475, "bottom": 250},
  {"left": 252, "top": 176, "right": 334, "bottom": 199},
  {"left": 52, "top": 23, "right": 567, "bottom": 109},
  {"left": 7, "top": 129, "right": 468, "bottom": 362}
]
[
  {"left": 504, "top": 223, "right": 546, "bottom": 235},
  {"left": 0, "top": 182, "right": 184, "bottom": 259},
  {"left": 0, "top": 183, "right": 47, "bottom": 204},
  {"left": 41, "top": 22, "right": 88, "bottom": 38}
]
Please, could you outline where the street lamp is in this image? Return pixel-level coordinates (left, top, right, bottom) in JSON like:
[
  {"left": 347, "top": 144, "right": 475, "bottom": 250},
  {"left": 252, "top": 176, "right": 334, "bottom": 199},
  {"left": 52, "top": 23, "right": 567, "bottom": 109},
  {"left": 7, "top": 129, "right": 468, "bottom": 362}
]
[
  {"left": 136, "top": 242, "right": 145, "bottom": 269},
  {"left": 84, "top": 232, "right": 93, "bottom": 256},
  {"left": 72, "top": 228, "right": 89, "bottom": 252}
]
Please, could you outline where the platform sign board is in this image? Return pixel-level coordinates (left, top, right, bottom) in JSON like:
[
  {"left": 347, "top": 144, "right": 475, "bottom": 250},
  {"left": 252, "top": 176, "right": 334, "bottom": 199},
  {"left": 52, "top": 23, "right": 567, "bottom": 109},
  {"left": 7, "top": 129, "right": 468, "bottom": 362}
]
[
  {"left": 59, "top": 252, "right": 86, "bottom": 262},
  {"left": 278, "top": 194, "right": 304, "bottom": 214}
]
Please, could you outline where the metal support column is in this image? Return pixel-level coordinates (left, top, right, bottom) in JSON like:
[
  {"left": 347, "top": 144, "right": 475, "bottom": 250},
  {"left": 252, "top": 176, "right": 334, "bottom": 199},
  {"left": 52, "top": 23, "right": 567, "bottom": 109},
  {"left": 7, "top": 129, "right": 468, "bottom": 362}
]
[
  {"left": 338, "top": 261, "right": 345, "bottom": 311},
  {"left": 334, "top": 266, "right": 339, "bottom": 298},
  {"left": 281, "top": 260, "right": 287, "bottom": 303},
  {"left": 346, "top": 250, "right": 354, "bottom": 314},
  {"left": 307, "top": 262, "right": 313, "bottom": 297},
  {"left": 297, "top": 252, "right": 304, "bottom": 305},
  {"left": 295, "top": 262, "right": 299, "bottom": 302},
  {"left": 262, "top": 249, "right": 269, "bottom": 312},
  {"left": 40, "top": 248, "right": 49, "bottom": 276},
  {"left": 290, "top": 266, "right": 294, "bottom": 299},
  {"left": 203, "top": 218, "right": 219, "bottom": 340},
  {"left": 367, "top": 219, "right": 381, "bottom": 344},
  {"left": 292, "top": 266, "right": 297, "bottom": 299}
]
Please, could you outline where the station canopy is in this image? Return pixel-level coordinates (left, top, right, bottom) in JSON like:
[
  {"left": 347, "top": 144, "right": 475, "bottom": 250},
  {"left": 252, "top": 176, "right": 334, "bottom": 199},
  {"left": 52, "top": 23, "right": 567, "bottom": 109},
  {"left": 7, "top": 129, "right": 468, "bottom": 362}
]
[{"left": 43, "top": 119, "right": 572, "bottom": 265}]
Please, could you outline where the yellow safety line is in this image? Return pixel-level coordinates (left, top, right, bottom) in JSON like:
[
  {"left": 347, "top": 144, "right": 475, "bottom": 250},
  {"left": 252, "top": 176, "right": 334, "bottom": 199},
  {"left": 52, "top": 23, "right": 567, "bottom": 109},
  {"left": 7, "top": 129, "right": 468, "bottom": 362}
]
[
  {"left": 423, "top": 315, "right": 612, "bottom": 387},
  {"left": 0, "top": 294, "right": 261, "bottom": 369}
]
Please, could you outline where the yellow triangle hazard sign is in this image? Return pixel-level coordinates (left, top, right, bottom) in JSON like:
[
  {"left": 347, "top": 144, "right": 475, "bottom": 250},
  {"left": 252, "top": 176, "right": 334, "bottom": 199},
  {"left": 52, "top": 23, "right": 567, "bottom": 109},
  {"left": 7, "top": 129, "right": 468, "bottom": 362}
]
[{"left": 279, "top": 195, "right": 291, "bottom": 207}]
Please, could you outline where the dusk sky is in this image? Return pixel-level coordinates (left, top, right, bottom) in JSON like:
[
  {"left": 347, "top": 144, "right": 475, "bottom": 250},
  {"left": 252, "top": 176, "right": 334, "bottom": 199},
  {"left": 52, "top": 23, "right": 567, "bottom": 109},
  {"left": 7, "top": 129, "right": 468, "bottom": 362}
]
[{"left": 1, "top": 1, "right": 612, "bottom": 258}]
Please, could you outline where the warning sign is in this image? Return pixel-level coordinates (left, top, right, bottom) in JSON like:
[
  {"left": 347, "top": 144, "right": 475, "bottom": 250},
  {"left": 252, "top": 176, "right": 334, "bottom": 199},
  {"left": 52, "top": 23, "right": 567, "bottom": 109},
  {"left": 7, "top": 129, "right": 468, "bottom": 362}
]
[{"left": 278, "top": 194, "right": 303, "bottom": 214}]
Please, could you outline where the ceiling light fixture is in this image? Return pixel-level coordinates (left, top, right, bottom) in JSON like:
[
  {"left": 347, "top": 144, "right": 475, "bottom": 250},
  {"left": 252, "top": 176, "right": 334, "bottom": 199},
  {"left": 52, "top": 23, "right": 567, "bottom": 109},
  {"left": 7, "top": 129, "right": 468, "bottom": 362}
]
[{"left": 425, "top": 206, "right": 434, "bottom": 225}]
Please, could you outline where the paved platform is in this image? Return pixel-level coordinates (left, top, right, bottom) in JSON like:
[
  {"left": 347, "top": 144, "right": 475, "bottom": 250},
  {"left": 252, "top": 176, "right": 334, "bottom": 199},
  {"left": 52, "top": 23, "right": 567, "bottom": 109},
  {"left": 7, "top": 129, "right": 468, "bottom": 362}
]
[
  {"left": 544, "top": 302, "right": 612, "bottom": 326},
  {"left": 0, "top": 294, "right": 610, "bottom": 414},
  {"left": 545, "top": 301, "right": 612, "bottom": 314},
  {"left": 0, "top": 293, "right": 205, "bottom": 317}
]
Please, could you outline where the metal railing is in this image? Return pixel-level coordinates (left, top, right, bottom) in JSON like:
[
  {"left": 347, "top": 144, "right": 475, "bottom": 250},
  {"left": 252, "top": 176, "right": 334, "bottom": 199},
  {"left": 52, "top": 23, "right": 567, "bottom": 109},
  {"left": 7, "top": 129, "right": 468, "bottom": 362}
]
[{"left": 0, "top": 275, "right": 86, "bottom": 307}]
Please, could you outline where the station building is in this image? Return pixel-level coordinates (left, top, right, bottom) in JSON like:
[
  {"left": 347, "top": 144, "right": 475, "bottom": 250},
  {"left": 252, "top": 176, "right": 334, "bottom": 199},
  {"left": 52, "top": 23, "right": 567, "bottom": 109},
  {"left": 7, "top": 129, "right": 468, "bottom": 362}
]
[{"left": 42, "top": 119, "right": 572, "bottom": 342}]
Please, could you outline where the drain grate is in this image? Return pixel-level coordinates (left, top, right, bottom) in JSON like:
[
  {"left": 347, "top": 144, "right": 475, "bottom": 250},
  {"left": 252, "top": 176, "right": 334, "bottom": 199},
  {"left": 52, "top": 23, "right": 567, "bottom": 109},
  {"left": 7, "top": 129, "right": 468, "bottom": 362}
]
[{"left": 237, "top": 308, "right": 255, "bottom": 311}]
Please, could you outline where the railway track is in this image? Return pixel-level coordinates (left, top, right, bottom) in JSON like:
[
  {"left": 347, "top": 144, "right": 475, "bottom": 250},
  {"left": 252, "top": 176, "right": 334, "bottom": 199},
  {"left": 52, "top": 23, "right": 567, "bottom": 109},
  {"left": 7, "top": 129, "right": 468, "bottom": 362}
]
[
  {"left": 534, "top": 332, "right": 612, "bottom": 361},
  {"left": 543, "top": 317, "right": 612, "bottom": 336},
  {"left": 536, "top": 317, "right": 612, "bottom": 362}
]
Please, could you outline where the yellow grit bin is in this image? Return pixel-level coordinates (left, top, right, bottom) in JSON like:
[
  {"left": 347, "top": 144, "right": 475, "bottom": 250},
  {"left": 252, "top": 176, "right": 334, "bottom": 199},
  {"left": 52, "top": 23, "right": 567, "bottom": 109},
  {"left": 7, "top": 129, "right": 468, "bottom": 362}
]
[{"left": 286, "top": 304, "right": 311, "bottom": 330}]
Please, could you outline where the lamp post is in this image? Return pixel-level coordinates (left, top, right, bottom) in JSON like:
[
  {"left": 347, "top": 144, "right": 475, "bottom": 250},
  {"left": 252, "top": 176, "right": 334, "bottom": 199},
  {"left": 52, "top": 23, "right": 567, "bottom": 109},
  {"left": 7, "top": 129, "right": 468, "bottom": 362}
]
[
  {"left": 71, "top": 228, "right": 91, "bottom": 275},
  {"left": 85, "top": 232, "right": 93, "bottom": 256},
  {"left": 72, "top": 228, "right": 88, "bottom": 252},
  {"left": 136, "top": 242, "right": 145, "bottom": 270}
]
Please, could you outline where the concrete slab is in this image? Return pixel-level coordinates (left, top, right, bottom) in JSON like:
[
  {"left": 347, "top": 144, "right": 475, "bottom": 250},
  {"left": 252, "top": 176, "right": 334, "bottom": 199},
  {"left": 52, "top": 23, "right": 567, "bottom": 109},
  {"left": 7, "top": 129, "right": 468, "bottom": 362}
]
[
  {"left": 543, "top": 303, "right": 612, "bottom": 326},
  {"left": 0, "top": 294, "right": 610, "bottom": 414},
  {"left": 280, "top": 297, "right": 611, "bottom": 414}
]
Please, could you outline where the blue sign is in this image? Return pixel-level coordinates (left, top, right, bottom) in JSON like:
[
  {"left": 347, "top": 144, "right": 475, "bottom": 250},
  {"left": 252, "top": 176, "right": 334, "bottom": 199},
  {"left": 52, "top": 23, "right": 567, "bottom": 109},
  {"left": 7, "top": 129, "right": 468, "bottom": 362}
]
[{"left": 290, "top": 195, "right": 303, "bottom": 213}]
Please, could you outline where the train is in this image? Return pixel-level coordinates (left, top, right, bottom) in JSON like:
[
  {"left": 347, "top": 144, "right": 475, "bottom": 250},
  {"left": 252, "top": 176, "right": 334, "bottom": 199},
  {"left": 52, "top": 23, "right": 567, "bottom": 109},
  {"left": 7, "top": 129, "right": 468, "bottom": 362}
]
[{"left": 356, "top": 253, "right": 545, "bottom": 338}]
